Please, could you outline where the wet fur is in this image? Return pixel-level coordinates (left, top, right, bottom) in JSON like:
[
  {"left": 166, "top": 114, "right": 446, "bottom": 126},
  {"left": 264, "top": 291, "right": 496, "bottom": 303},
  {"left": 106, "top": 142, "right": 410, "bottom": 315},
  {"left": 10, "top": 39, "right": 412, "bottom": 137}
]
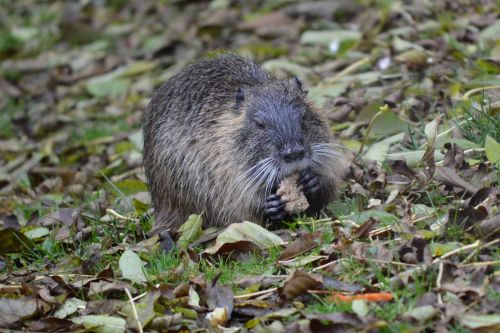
[{"left": 143, "top": 54, "right": 346, "bottom": 233}]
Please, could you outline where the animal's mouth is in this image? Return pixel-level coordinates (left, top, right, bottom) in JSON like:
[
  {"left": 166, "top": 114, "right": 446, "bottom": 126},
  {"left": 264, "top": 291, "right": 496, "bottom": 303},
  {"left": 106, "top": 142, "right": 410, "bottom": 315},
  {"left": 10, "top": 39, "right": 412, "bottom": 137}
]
[{"left": 279, "top": 158, "right": 310, "bottom": 179}]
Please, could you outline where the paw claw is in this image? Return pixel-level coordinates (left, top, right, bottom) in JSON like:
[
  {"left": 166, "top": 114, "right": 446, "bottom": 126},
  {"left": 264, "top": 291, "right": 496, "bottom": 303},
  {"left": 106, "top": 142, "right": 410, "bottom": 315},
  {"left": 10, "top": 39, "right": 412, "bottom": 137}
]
[
  {"left": 264, "top": 194, "right": 290, "bottom": 221},
  {"left": 299, "top": 170, "right": 321, "bottom": 196}
]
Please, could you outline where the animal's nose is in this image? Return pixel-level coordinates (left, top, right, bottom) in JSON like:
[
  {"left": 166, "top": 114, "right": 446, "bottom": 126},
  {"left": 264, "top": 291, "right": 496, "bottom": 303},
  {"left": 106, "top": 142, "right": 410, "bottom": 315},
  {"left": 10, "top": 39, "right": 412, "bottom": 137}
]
[{"left": 282, "top": 146, "right": 305, "bottom": 162}]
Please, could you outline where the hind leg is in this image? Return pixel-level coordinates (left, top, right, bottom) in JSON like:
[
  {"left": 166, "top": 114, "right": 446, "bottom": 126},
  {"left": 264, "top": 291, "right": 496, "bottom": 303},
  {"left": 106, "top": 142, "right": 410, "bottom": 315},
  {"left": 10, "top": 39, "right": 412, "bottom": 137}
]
[{"left": 149, "top": 208, "right": 187, "bottom": 251}]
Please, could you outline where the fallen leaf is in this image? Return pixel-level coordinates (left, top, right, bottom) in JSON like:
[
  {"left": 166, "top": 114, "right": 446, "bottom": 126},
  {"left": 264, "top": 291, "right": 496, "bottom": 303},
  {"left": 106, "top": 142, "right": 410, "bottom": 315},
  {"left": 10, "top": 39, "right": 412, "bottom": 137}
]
[
  {"left": 461, "top": 313, "right": 500, "bottom": 332},
  {"left": 53, "top": 298, "right": 87, "bottom": 319},
  {"left": 119, "top": 250, "right": 147, "bottom": 284},
  {"left": 204, "top": 221, "right": 284, "bottom": 255},
  {"left": 278, "top": 271, "right": 322, "bottom": 301},
  {"left": 484, "top": 135, "right": 500, "bottom": 165},
  {"left": 278, "top": 232, "right": 321, "bottom": 261},
  {"left": 71, "top": 315, "right": 126, "bottom": 333},
  {"left": 435, "top": 167, "right": 479, "bottom": 194},
  {"left": 0, "top": 228, "right": 34, "bottom": 255},
  {"left": 402, "top": 305, "right": 440, "bottom": 322},
  {"left": 177, "top": 214, "right": 203, "bottom": 248},
  {"left": 0, "top": 297, "right": 40, "bottom": 328}
]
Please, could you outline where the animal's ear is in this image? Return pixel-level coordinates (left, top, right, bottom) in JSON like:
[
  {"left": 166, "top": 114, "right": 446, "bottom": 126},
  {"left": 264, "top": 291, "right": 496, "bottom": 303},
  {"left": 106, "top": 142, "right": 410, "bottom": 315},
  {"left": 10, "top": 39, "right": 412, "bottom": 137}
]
[
  {"left": 236, "top": 87, "right": 245, "bottom": 104},
  {"left": 234, "top": 87, "right": 245, "bottom": 113},
  {"left": 291, "top": 76, "right": 307, "bottom": 94}
]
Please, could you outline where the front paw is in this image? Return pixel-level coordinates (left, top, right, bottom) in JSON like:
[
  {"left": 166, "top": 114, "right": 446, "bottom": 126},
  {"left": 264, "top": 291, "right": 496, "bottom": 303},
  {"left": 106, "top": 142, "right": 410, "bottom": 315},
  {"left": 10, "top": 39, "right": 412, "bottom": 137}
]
[
  {"left": 265, "top": 194, "right": 290, "bottom": 222},
  {"left": 298, "top": 170, "right": 321, "bottom": 197}
]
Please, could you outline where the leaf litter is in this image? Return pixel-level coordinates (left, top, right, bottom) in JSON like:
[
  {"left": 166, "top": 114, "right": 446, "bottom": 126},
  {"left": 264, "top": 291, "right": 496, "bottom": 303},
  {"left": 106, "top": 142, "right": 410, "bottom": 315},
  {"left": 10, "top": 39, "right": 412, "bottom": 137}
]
[{"left": 0, "top": 0, "right": 499, "bottom": 332}]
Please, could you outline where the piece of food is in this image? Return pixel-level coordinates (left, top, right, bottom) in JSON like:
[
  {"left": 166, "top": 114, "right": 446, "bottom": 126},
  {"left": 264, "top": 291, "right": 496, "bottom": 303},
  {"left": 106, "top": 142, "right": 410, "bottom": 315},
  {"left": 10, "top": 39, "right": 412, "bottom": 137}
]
[{"left": 276, "top": 173, "right": 309, "bottom": 214}]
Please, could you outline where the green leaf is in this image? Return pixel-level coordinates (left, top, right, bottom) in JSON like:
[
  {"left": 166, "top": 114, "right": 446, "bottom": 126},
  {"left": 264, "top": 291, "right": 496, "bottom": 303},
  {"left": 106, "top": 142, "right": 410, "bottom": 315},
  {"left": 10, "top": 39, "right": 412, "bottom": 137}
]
[
  {"left": 204, "top": 221, "right": 285, "bottom": 255},
  {"left": 485, "top": 135, "right": 500, "bottom": 165},
  {"left": 107, "top": 179, "right": 148, "bottom": 196},
  {"left": 118, "top": 61, "right": 157, "bottom": 78},
  {"left": 479, "top": 20, "right": 500, "bottom": 42},
  {"left": 344, "top": 210, "right": 399, "bottom": 227},
  {"left": 300, "top": 30, "right": 361, "bottom": 47},
  {"left": 71, "top": 315, "right": 126, "bottom": 333},
  {"left": 121, "top": 292, "right": 158, "bottom": 330},
  {"left": 308, "top": 83, "right": 348, "bottom": 106},
  {"left": 177, "top": 214, "right": 204, "bottom": 248},
  {"left": 119, "top": 249, "right": 148, "bottom": 283},
  {"left": 0, "top": 228, "right": 34, "bottom": 255},
  {"left": 461, "top": 314, "right": 500, "bottom": 330},
  {"left": 385, "top": 150, "right": 445, "bottom": 167},
  {"left": 24, "top": 227, "right": 50, "bottom": 240},
  {"left": 86, "top": 78, "right": 130, "bottom": 98},
  {"left": 352, "top": 300, "right": 369, "bottom": 318},
  {"left": 403, "top": 305, "right": 440, "bottom": 322},
  {"left": 363, "top": 132, "right": 405, "bottom": 162},
  {"left": 430, "top": 242, "right": 462, "bottom": 257},
  {"left": 54, "top": 298, "right": 87, "bottom": 319},
  {"left": 261, "top": 59, "right": 314, "bottom": 82}
]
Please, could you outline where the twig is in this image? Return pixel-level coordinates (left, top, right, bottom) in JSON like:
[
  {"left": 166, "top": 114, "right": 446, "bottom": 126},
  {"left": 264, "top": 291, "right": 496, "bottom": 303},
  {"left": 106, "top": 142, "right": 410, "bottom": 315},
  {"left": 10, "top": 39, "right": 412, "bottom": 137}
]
[
  {"left": 458, "top": 260, "right": 500, "bottom": 268},
  {"left": 234, "top": 287, "right": 277, "bottom": 299},
  {"left": 311, "top": 258, "right": 346, "bottom": 272},
  {"left": 132, "top": 291, "right": 148, "bottom": 302},
  {"left": 418, "top": 118, "right": 470, "bottom": 150},
  {"left": 358, "top": 104, "right": 390, "bottom": 155},
  {"left": 462, "top": 84, "right": 500, "bottom": 100},
  {"left": 436, "top": 261, "right": 444, "bottom": 305},
  {"left": 354, "top": 257, "right": 418, "bottom": 267},
  {"left": 433, "top": 240, "right": 481, "bottom": 263},
  {"left": 106, "top": 208, "right": 137, "bottom": 221},
  {"left": 124, "top": 287, "right": 143, "bottom": 333},
  {"left": 297, "top": 218, "right": 335, "bottom": 225},
  {"left": 462, "top": 238, "right": 500, "bottom": 264},
  {"left": 328, "top": 57, "right": 370, "bottom": 82}
]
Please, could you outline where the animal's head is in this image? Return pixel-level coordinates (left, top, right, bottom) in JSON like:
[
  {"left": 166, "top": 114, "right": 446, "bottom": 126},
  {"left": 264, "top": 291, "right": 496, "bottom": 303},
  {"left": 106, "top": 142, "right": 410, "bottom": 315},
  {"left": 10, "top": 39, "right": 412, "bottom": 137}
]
[{"left": 233, "top": 77, "right": 339, "bottom": 193}]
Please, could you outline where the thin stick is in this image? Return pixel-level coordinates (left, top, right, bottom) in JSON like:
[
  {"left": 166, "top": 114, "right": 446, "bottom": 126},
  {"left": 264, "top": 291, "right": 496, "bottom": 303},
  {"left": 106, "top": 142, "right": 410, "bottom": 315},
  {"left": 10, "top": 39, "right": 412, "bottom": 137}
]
[
  {"left": 124, "top": 287, "right": 143, "bottom": 333},
  {"left": 329, "top": 57, "right": 370, "bottom": 82},
  {"left": 433, "top": 240, "right": 481, "bottom": 263},
  {"left": 368, "top": 225, "right": 393, "bottom": 237},
  {"left": 311, "top": 258, "right": 346, "bottom": 272},
  {"left": 458, "top": 260, "right": 500, "bottom": 268},
  {"left": 106, "top": 208, "right": 137, "bottom": 221},
  {"left": 355, "top": 257, "right": 418, "bottom": 267},
  {"left": 462, "top": 84, "right": 500, "bottom": 100},
  {"left": 234, "top": 287, "right": 277, "bottom": 299},
  {"left": 358, "top": 109, "right": 385, "bottom": 155},
  {"left": 462, "top": 239, "right": 500, "bottom": 264},
  {"left": 297, "top": 218, "right": 335, "bottom": 225},
  {"left": 436, "top": 261, "right": 444, "bottom": 305},
  {"left": 132, "top": 291, "right": 148, "bottom": 302}
]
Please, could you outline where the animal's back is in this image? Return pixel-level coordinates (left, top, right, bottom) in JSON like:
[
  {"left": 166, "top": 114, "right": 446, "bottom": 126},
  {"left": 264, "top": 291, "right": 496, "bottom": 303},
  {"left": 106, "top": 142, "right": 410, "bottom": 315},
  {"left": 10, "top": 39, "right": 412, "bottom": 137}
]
[
  {"left": 147, "top": 54, "right": 269, "bottom": 127},
  {"left": 143, "top": 54, "right": 270, "bottom": 233}
]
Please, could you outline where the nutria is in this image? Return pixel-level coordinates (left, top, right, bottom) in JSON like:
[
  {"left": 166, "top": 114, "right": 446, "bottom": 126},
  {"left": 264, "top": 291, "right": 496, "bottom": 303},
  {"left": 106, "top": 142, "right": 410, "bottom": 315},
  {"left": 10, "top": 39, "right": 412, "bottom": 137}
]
[{"left": 143, "top": 54, "right": 346, "bottom": 235}]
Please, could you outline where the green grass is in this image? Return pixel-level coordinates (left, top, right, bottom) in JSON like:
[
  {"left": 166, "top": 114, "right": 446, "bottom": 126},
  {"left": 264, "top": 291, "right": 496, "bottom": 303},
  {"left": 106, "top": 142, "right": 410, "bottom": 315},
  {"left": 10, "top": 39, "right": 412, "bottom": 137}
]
[
  {"left": 305, "top": 294, "right": 353, "bottom": 314},
  {"left": 0, "top": 99, "right": 20, "bottom": 139},
  {"left": 459, "top": 96, "right": 500, "bottom": 145}
]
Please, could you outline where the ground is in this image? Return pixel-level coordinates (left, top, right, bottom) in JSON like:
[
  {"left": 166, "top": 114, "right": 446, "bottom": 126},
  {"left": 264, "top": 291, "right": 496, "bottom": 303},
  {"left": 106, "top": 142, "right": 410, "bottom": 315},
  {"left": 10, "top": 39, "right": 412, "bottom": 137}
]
[{"left": 0, "top": 0, "right": 499, "bottom": 332}]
